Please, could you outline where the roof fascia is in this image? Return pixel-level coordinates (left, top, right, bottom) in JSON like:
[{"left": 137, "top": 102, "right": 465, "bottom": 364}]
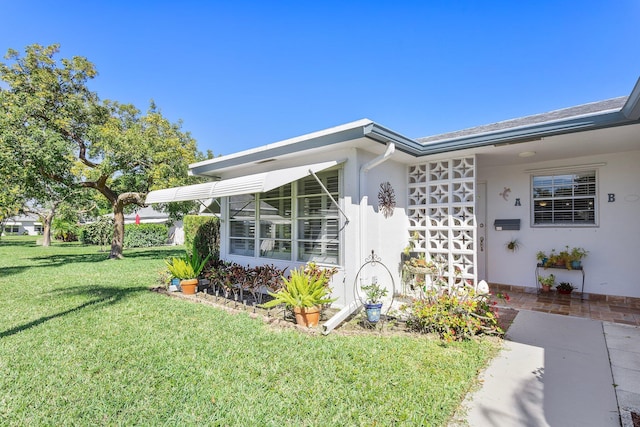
[
  {"left": 190, "top": 126, "right": 368, "bottom": 176},
  {"left": 417, "top": 110, "right": 635, "bottom": 156},
  {"left": 189, "top": 120, "right": 422, "bottom": 176},
  {"left": 621, "top": 77, "right": 640, "bottom": 120},
  {"left": 362, "top": 122, "right": 424, "bottom": 156}
]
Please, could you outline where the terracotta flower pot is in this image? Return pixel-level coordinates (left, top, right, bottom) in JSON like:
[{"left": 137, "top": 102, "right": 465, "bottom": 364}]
[
  {"left": 540, "top": 284, "right": 551, "bottom": 293},
  {"left": 293, "top": 306, "right": 321, "bottom": 327},
  {"left": 180, "top": 279, "right": 198, "bottom": 295}
]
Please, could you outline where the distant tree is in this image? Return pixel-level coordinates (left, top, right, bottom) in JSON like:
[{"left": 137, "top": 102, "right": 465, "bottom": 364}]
[
  {"left": 24, "top": 189, "right": 97, "bottom": 247},
  {"left": 0, "top": 133, "right": 25, "bottom": 239},
  {"left": 0, "top": 44, "right": 205, "bottom": 258}
]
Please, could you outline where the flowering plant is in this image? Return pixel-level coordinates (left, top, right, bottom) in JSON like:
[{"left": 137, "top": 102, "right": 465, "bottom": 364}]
[{"left": 402, "top": 286, "right": 506, "bottom": 342}]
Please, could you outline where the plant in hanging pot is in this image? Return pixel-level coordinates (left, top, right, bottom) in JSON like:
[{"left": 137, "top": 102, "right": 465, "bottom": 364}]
[
  {"left": 538, "top": 273, "right": 556, "bottom": 293},
  {"left": 361, "top": 281, "right": 389, "bottom": 323},
  {"left": 260, "top": 266, "right": 336, "bottom": 328},
  {"left": 506, "top": 238, "right": 520, "bottom": 252}
]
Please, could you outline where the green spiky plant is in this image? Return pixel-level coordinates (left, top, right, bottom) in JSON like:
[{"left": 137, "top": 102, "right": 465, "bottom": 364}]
[
  {"left": 165, "top": 240, "right": 210, "bottom": 280},
  {"left": 165, "top": 257, "right": 196, "bottom": 280},
  {"left": 261, "top": 266, "right": 336, "bottom": 309}
]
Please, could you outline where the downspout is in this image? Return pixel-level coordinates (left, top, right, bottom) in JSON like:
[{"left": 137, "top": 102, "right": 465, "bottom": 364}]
[
  {"left": 358, "top": 142, "right": 396, "bottom": 264},
  {"left": 323, "top": 142, "right": 396, "bottom": 334}
]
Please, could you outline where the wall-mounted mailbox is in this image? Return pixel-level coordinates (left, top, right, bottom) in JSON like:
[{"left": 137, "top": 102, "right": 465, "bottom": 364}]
[{"left": 494, "top": 219, "right": 520, "bottom": 231}]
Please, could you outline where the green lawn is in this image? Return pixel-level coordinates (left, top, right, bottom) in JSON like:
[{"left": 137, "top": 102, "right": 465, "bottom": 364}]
[{"left": 0, "top": 236, "right": 498, "bottom": 426}]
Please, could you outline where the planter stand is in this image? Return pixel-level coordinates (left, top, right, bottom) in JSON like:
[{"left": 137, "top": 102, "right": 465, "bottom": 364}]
[
  {"left": 354, "top": 250, "right": 396, "bottom": 328},
  {"left": 535, "top": 263, "right": 585, "bottom": 300}
]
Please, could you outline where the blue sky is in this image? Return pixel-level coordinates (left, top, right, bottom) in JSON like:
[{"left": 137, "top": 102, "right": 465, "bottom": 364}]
[{"left": 2, "top": 1, "right": 639, "bottom": 156}]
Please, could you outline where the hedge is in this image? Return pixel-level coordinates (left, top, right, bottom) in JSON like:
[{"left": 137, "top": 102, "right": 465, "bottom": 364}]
[
  {"left": 80, "top": 217, "right": 113, "bottom": 246},
  {"left": 80, "top": 218, "right": 168, "bottom": 248},
  {"left": 124, "top": 223, "right": 168, "bottom": 248},
  {"left": 183, "top": 215, "right": 220, "bottom": 262}
]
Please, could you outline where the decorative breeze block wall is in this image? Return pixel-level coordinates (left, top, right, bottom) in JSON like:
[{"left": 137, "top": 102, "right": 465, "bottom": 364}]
[{"left": 408, "top": 157, "right": 476, "bottom": 286}]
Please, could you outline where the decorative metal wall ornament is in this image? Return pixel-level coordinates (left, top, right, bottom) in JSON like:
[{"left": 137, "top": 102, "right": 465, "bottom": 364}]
[
  {"left": 378, "top": 181, "right": 396, "bottom": 218},
  {"left": 499, "top": 187, "right": 511, "bottom": 201}
]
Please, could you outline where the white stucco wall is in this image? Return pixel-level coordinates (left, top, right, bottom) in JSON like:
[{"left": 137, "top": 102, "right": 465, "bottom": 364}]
[
  {"left": 355, "top": 153, "right": 409, "bottom": 303},
  {"left": 478, "top": 149, "right": 640, "bottom": 298},
  {"left": 217, "top": 147, "right": 411, "bottom": 308}
]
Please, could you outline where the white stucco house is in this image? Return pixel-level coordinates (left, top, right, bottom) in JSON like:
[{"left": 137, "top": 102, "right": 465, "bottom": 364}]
[
  {"left": 147, "top": 77, "right": 640, "bottom": 327},
  {"left": 2, "top": 212, "right": 42, "bottom": 235}
]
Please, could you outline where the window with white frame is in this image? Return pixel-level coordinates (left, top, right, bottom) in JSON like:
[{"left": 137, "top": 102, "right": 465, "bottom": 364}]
[
  {"left": 532, "top": 170, "right": 597, "bottom": 226},
  {"left": 228, "top": 169, "right": 340, "bottom": 264},
  {"left": 4, "top": 225, "right": 19, "bottom": 234}
]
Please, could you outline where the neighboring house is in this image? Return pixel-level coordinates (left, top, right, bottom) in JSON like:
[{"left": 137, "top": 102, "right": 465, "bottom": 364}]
[
  {"left": 105, "top": 206, "right": 185, "bottom": 245},
  {"left": 147, "top": 78, "right": 640, "bottom": 320},
  {"left": 2, "top": 212, "right": 42, "bottom": 236}
]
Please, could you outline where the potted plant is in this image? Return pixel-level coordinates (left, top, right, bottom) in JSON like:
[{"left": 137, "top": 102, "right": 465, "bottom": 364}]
[
  {"left": 556, "top": 281, "right": 575, "bottom": 295},
  {"left": 165, "top": 257, "right": 198, "bottom": 294},
  {"left": 538, "top": 273, "right": 555, "bottom": 292},
  {"left": 569, "top": 247, "right": 588, "bottom": 269},
  {"left": 506, "top": 238, "right": 520, "bottom": 252},
  {"left": 361, "top": 281, "right": 388, "bottom": 323},
  {"left": 544, "top": 249, "right": 557, "bottom": 268},
  {"left": 401, "top": 231, "right": 420, "bottom": 262},
  {"left": 558, "top": 246, "right": 571, "bottom": 269},
  {"left": 169, "top": 276, "right": 181, "bottom": 292},
  {"left": 165, "top": 244, "right": 210, "bottom": 295},
  {"left": 260, "top": 266, "right": 336, "bottom": 327},
  {"left": 536, "top": 251, "right": 548, "bottom": 266}
]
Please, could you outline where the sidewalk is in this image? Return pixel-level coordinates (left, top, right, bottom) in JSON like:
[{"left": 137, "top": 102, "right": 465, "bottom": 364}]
[
  {"left": 604, "top": 322, "right": 640, "bottom": 427},
  {"left": 454, "top": 310, "right": 640, "bottom": 426}
]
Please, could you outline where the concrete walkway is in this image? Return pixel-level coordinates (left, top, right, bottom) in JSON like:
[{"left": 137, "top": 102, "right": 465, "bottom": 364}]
[
  {"left": 605, "top": 322, "right": 640, "bottom": 427},
  {"left": 454, "top": 310, "right": 640, "bottom": 426}
]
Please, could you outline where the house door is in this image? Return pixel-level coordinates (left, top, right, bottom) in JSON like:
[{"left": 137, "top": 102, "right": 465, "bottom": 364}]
[{"left": 477, "top": 182, "right": 487, "bottom": 281}]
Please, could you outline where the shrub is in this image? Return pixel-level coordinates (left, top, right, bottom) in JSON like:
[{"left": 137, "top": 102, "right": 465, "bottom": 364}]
[
  {"left": 80, "top": 217, "right": 113, "bottom": 246},
  {"left": 204, "top": 262, "right": 285, "bottom": 304},
  {"left": 124, "top": 223, "right": 168, "bottom": 248},
  {"left": 403, "top": 287, "right": 504, "bottom": 342},
  {"left": 184, "top": 215, "right": 220, "bottom": 262},
  {"left": 52, "top": 218, "right": 80, "bottom": 242}
]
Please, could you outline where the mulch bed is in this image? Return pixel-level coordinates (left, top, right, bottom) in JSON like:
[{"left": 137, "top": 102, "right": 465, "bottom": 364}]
[{"left": 154, "top": 287, "right": 521, "bottom": 339}]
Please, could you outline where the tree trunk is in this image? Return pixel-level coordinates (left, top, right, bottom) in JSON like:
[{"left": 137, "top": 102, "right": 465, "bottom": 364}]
[
  {"left": 110, "top": 202, "right": 125, "bottom": 259},
  {"left": 42, "top": 210, "right": 54, "bottom": 247}
]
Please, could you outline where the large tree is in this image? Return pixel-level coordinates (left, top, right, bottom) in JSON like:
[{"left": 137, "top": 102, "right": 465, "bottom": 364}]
[{"left": 0, "top": 44, "right": 203, "bottom": 258}]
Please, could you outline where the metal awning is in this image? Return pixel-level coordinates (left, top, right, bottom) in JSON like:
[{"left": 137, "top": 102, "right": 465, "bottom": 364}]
[{"left": 145, "top": 160, "right": 342, "bottom": 204}]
